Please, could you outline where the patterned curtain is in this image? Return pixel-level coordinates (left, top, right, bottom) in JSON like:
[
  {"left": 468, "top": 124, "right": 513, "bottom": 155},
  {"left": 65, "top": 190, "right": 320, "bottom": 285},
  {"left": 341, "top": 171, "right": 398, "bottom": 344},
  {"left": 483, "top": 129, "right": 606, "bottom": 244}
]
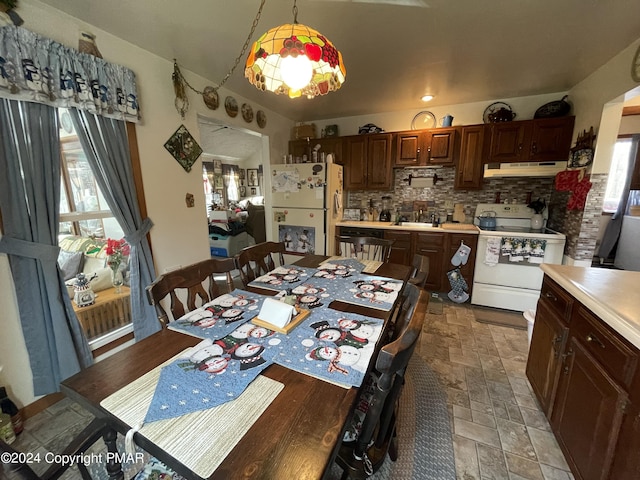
[{"left": 0, "top": 25, "right": 140, "bottom": 122}]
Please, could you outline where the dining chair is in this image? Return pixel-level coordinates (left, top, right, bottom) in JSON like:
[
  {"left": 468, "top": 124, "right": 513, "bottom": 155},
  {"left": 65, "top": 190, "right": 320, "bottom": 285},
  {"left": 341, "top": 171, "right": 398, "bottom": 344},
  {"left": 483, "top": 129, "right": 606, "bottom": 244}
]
[
  {"left": 235, "top": 241, "right": 286, "bottom": 288},
  {"left": 336, "top": 283, "right": 427, "bottom": 479},
  {"left": 146, "top": 257, "right": 236, "bottom": 327},
  {"left": 335, "top": 236, "right": 395, "bottom": 262},
  {"left": 0, "top": 418, "right": 107, "bottom": 480},
  {"left": 408, "top": 253, "right": 430, "bottom": 289}
]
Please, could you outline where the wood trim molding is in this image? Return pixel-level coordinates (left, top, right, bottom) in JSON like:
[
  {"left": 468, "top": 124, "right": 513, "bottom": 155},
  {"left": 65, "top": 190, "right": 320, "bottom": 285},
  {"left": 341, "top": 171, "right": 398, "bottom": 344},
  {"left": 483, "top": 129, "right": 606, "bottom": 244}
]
[
  {"left": 21, "top": 392, "right": 65, "bottom": 419},
  {"left": 126, "top": 122, "right": 153, "bottom": 255},
  {"left": 91, "top": 331, "right": 135, "bottom": 359},
  {"left": 622, "top": 106, "right": 640, "bottom": 116}
]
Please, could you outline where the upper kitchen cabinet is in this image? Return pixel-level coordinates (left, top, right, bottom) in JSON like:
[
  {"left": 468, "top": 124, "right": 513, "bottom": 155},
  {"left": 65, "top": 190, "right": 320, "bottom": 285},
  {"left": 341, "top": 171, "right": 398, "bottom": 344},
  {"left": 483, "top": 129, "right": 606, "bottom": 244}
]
[
  {"left": 288, "top": 138, "right": 344, "bottom": 165},
  {"left": 394, "top": 128, "right": 460, "bottom": 167},
  {"left": 487, "top": 116, "right": 575, "bottom": 164},
  {"left": 455, "top": 125, "right": 488, "bottom": 190},
  {"left": 344, "top": 133, "right": 393, "bottom": 190}
]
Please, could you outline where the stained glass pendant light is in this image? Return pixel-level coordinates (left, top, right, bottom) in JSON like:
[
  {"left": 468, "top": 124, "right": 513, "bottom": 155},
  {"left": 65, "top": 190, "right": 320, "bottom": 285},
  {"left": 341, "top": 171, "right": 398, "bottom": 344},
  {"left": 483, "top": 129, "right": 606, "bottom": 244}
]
[{"left": 245, "top": 0, "right": 346, "bottom": 99}]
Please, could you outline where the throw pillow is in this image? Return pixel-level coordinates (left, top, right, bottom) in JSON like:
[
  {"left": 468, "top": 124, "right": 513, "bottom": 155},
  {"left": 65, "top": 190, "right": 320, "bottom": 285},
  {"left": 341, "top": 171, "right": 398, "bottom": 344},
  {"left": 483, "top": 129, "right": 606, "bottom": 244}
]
[{"left": 57, "top": 250, "right": 84, "bottom": 281}]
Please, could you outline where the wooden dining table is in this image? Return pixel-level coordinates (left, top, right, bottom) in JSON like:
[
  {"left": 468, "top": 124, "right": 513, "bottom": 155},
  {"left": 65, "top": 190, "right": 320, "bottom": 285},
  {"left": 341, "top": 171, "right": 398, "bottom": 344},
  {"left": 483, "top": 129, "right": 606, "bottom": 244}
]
[{"left": 61, "top": 255, "right": 412, "bottom": 480}]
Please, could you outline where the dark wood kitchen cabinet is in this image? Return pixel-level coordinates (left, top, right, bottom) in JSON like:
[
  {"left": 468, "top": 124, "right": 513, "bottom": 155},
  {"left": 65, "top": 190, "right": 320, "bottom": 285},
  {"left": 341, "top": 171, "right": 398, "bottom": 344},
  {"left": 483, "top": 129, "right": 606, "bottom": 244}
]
[
  {"left": 414, "top": 231, "right": 445, "bottom": 291},
  {"left": 551, "top": 336, "right": 628, "bottom": 480},
  {"left": 344, "top": 133, "right": 393, "bottom": 190},
  {"left": 384, "top": 230, "right": 414, "bottom": 266},
  {"left": 394, "top": 128, "right": 460, "bottom": 167},
  {"left": 526, "top": 300, "right": 569, "bottom": 416},
  {"left": 527, "top": 273, "right": 640, "bottom": 480},
  {"left": 454, "top": 125, "right": 488, "bottom": 190},
  {"left": 487, "top": 116, "right": 575, "bottom": 164}
]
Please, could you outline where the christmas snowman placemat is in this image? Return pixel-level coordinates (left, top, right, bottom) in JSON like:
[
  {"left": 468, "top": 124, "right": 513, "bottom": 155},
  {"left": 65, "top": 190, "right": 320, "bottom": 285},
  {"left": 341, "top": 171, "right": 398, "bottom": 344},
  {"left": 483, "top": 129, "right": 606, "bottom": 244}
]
[
  {"left": 101, "top": 350, "right": 283, "bottom": 478},
  {"left": 306, "top": 274, "right": 403, "bottom": 311},
  {"left": 167, "top": 289, "right": 268, "bottom": 340},
  {"left": 247, "top": 265, "right": 318, "bottom": 292},
  {"left": 274, "top": 308, "right": 384, "bottom": 388}
]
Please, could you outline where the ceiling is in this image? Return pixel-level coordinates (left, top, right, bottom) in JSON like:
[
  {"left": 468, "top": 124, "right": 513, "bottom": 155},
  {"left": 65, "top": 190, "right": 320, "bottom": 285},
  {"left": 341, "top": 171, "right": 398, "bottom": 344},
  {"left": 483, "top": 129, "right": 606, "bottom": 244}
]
[
  {"left": 198, "top": 116, "right": 263, "bottom": 161},
  {"left": 36, "top": 0, "right": 640, "bottom": 122}
]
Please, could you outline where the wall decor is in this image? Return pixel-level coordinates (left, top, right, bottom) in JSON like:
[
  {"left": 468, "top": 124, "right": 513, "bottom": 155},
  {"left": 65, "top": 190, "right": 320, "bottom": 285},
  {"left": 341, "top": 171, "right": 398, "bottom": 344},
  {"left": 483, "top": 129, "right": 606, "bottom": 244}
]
[
  {"left": 256, "top": 110, "right": 267, "bottom": 129},
  {"left": 225, "top": 96, "right": 238, "bottom": 117},
  {"left": 203, "top": 86, "right": 219, "bottom": 110},
  {"left": 241, "top": 103, "right": 254, "bottom": 123},
  {"left": 568, "top": 127, "right": 596, "bottom": 168},
  {"left": 239, "top": 186, "right": 246, "bottom": 197},
  {"left": 239, "top": 168, "right": 245, "bottom": 180},
  {"left": 185, "top": 193, "right": 195, "bottom": 208},
  {"left": 250, "top": 187, "right": 258, "bottom": 196},
  {"left": 247, "top": 168, "right": 259, "bottom": 186},
  {"left": 163, "top": 124, "right": 203, "bottom": 172}
]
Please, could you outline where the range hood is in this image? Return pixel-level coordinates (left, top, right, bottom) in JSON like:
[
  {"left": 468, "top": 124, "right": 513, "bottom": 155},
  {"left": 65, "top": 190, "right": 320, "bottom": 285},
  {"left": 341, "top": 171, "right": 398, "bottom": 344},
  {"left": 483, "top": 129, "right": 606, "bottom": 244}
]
[{"left": 483, "top": 161, "right": 566, "bottom": 178}]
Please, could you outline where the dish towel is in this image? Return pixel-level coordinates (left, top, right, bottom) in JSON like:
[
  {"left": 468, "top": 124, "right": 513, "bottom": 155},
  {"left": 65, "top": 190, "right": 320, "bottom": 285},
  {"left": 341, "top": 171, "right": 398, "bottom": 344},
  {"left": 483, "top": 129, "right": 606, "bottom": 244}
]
[
  {"left": 500, "top": 237, "right": 547, "bottom": 265},
  {"left": 484, "top": 237, "right": 501, "bottom": 266}
]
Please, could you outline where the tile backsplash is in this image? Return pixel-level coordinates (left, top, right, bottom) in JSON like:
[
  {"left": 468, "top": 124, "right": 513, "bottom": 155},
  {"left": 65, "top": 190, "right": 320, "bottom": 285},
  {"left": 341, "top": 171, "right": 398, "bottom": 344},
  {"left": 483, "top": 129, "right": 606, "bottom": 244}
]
[{"left": 346, "top": 167, "right": 555, "bottom": 223}]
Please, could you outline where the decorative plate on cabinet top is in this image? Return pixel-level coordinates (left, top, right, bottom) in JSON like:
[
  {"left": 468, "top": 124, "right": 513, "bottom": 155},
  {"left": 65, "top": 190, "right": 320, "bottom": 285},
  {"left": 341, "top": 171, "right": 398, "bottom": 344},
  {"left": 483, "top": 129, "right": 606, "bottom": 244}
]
[
  {"left": 483, "top": 102, "right": 516, "bottom": 123},
  {"left": 411, "top": 111, "right": 436, "bottom": 130}
]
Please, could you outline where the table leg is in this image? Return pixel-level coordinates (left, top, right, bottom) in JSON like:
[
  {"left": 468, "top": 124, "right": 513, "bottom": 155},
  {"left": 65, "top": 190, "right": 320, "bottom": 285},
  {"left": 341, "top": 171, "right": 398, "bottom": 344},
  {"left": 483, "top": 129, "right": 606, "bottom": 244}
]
[{"left": 103, "top": 426, "right": 124, "bottom": 480}]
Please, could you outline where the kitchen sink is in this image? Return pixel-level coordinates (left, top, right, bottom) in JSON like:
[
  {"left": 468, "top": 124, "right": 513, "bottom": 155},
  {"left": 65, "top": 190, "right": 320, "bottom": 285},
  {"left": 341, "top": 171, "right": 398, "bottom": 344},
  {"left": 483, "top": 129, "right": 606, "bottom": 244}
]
[{"left": 396, "top": 222, "right": 435, "bottom": 227}]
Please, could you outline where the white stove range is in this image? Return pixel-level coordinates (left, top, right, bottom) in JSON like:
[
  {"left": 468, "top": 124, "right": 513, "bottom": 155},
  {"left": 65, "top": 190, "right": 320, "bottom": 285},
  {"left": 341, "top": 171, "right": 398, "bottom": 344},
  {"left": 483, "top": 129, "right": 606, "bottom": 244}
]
[{"left": 471, "top": 204, "right": 566, "bottom": 312}]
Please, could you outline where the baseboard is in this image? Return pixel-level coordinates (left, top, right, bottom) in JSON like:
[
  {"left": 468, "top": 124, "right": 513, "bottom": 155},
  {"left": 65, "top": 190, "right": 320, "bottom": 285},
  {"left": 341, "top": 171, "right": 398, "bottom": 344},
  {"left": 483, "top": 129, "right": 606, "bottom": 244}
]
[{"left": 22, "top": 392, "right": 65, "bottom": 420}]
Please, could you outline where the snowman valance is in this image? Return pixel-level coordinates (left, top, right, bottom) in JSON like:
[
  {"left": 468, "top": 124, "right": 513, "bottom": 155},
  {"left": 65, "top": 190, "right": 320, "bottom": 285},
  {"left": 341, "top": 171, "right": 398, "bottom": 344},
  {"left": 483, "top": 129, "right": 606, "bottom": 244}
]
[{"left": 0, "top": 25, "right": 140, "bottom": 122}]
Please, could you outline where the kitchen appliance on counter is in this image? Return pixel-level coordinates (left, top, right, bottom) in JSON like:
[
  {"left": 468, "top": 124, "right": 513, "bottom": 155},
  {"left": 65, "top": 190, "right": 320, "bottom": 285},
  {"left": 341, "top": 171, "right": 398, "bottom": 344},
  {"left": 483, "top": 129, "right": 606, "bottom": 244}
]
[
  {"left": 271, "top": 163, "right": 343, "bottom": 256},
  {"left": 379, "top": 196, "right": 392, "bottom": 222},
  {"left": 471, "top": 203, "right": 566, "bottom": 312}
]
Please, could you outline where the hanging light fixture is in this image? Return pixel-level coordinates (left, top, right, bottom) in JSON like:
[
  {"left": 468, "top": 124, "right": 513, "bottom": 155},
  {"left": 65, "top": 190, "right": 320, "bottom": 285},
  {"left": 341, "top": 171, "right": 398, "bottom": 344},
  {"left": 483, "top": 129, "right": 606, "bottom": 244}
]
[{"left": 245, "top": 0, "right": 346, "bottom": 99}]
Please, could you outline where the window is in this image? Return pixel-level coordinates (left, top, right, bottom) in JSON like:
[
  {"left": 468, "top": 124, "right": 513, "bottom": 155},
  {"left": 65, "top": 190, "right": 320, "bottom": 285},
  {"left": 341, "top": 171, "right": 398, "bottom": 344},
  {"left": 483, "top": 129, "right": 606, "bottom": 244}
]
[
  {"left": 57, "top": 109, "right": 131, "bottom": 346},
  {"left": 58, "top": 109, "right": 124, "bottom": 240},
  {"left": 603, "top": 137, "right": 633, "bottom": 213}
]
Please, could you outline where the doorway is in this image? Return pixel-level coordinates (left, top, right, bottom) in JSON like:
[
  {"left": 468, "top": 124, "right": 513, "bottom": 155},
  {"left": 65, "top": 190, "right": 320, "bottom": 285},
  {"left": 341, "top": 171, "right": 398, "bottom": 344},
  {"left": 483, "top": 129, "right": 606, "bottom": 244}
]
[{"left": 197, "top": 116, "right": 268, "bottom": 256}]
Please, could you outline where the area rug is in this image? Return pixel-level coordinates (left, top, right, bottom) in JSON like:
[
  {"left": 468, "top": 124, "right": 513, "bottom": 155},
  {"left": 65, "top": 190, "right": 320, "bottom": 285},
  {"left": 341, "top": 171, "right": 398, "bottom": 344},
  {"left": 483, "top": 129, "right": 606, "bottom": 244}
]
[
  {"left": 473, "top": 305, "right": 527, "bottom": 329},
  {"left": 327, "top": 355, "right": 456, "bottom": 480}
]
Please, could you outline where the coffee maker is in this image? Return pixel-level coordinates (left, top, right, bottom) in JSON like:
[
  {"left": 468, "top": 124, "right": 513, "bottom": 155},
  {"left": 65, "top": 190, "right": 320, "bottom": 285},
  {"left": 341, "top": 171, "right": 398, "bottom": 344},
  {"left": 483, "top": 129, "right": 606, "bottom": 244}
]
[{"left": 379, "top": 196, "right": 392, "bottom": 222}]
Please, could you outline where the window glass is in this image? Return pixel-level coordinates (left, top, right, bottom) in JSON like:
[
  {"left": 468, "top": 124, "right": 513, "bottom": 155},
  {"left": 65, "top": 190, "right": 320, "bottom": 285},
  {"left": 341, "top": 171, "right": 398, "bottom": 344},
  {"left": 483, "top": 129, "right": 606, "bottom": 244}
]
[{"left": 603, "top": 138, "right": 632, "bottom": 213}]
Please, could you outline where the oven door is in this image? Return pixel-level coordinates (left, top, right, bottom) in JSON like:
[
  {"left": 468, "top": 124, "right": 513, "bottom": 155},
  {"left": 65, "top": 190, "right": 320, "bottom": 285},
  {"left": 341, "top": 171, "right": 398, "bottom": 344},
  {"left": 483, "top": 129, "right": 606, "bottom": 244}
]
[{"left": 471, "top": 233, "right": 565, "bottom": 311}]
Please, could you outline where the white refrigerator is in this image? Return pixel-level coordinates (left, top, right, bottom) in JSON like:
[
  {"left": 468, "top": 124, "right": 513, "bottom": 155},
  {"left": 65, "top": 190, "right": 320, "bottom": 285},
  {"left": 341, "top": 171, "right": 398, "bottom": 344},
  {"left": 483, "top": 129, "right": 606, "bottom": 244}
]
[{"left": 271, "top": 163, "right": 344, "bottom": 256}]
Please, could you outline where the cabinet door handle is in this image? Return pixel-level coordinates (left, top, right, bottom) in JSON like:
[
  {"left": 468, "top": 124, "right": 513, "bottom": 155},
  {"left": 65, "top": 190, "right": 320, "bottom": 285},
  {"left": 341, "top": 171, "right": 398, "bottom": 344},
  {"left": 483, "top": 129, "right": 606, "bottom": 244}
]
[
  {"left": 544, "top": 291, "right": 558, "bottom": 302},
  {"left": 531, "top": 142, "right": 538, "bottom": 154},
  {"left": 518, "top": 143, "right": 523, "bottom": 152},
  {"left": 562, "top": 348, "right": 574, "bottom": 374},
  {"left": 586, "top": 333, "right": 606, "bottom": 349},
  {"left": 552, "top": 335, "right": 563, "bottom": 357}
]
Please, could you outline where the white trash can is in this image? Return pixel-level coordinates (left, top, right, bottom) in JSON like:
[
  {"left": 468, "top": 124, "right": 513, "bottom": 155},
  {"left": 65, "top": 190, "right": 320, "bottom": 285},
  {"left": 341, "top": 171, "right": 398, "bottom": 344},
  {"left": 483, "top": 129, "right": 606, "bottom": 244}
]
[{"left": 524, "top": 309, "right": 536, "bottom": 346}]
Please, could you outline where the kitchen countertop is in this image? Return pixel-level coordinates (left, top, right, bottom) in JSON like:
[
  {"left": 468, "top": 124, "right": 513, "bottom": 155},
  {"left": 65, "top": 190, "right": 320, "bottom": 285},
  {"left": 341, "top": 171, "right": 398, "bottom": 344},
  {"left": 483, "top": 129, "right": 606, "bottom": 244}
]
[
  {"left": 337, "top": 220, "right": 480, "bottom": 234},
  {"left": 541, "top": 264, "right": 640, "bottom": 350}
]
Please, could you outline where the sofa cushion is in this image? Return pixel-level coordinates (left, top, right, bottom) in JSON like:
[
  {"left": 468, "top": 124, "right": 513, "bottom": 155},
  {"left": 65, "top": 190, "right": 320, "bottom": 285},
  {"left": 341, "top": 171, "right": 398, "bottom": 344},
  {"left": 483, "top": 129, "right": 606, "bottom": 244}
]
[{"left": 58, "top": 250, "right": 84, "bottom": 281}]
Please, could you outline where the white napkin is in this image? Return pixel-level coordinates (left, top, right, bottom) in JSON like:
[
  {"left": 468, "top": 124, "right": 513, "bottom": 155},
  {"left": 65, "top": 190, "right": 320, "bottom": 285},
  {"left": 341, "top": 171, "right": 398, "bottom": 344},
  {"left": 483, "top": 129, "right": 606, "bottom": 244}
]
[{"left": 257, "top": 297, "right": 296, "bottom": 329}]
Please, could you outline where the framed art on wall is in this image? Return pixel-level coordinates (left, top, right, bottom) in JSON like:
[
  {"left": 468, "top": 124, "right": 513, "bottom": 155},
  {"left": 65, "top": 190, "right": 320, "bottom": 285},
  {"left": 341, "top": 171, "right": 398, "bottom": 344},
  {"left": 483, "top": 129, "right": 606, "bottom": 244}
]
[{"left": 247, "top": 169, "right": 258, "bottom": 186}]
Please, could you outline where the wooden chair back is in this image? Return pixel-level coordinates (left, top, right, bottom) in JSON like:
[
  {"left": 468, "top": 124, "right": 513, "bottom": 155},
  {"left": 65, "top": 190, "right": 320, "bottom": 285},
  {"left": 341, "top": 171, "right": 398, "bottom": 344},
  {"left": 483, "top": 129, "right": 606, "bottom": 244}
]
[
  {"left": 235, "top": 241, "right": 286, "bottom": 288},
  {"left": 335, "top": 236, "right": 395, "bottom": 262},
  {"left": 146, "top": 257, "right": 236, "bottom": 327},
  {"left": 408, "top": 253, "right": 430, "bottom": 289},
  {"left": 337, "top": 283, "right": 427, "bottom": 479}
]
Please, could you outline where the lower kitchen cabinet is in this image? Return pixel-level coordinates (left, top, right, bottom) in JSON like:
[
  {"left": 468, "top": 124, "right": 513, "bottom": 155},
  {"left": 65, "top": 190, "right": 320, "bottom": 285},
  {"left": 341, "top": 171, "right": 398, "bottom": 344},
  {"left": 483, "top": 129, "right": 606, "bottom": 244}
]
[
  {"left": 527, "top": 274, "right": 640, "bottom": 480},
  {"left": 384, "top": 230, "right": 413, "bottom": 266},
  {"left": 525, "top": 299, "right": 568, "bottom": 415},
  {"left": 551, "top": 337, "right": 627, "bottom": 480},
  {"left": 415, "top": 232, "right": 445, "bottom": 291}
]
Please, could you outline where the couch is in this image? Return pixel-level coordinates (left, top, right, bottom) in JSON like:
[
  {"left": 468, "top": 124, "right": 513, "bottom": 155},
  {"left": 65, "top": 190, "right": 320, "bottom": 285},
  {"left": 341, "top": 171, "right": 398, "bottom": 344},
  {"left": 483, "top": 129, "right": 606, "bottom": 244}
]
[{"left": 58, "top": 236, "right": 129, "bottom": 295}]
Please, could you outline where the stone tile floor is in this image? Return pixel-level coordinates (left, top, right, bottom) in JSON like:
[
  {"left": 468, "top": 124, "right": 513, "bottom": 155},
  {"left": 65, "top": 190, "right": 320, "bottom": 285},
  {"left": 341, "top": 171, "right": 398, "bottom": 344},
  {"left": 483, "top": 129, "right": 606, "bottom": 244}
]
[
  {"left": 418, "top": 297, "right": 574, "bottom": 480},
  {"left": 5, "top": 297, "right": 574, "bottom": 480}
]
